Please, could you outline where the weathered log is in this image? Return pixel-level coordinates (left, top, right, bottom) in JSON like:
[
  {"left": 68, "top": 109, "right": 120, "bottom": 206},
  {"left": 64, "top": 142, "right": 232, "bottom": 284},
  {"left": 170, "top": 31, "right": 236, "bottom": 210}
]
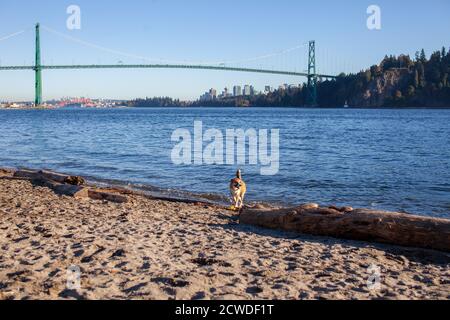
[
  {"left": 40, "top": 170, "right": 85, "bottom": 185},
  {"left": 14, "top": 169, "right": 85, "bottom": 186},
  {"left": 12, "top": 169, "right": 37, "bottom": 180},
  {"left": 88, "top": 190, "right": 128, "bottom": 203},
  {"left": 32, "top": 175, "right": 89, "bottom": 198},
  {"left": 240, "top": 205, "right": 450, "bottom": 252},
  {"left": 12, "top": 169, "right": 127, "bottom": 203}
]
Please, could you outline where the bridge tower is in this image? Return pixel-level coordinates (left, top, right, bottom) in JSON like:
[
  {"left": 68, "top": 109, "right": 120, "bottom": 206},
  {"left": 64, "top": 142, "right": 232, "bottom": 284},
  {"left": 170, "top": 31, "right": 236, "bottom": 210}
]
[
  {"left": 34, "top": 23, "right": 42, "bottom": 106},
  {"left": 307, "top": 40, "right": 317, "bottom": 107}
]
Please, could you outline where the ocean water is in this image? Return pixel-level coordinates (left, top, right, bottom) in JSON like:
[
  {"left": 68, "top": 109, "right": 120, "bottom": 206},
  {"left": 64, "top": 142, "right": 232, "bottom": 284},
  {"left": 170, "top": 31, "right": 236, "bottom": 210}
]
[{"left": 1, "top": 107, "right": 449, "bottom": 218}]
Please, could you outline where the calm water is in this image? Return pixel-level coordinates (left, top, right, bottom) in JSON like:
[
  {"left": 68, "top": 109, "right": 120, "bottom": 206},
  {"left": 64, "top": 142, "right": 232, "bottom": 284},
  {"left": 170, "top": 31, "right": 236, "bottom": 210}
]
[{"left": 1, "top": 107, "right": 449, "bottom": 218}]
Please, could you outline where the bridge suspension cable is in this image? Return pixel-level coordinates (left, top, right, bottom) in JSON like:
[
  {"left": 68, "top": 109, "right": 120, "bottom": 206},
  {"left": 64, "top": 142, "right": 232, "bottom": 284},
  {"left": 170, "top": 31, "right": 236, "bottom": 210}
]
[
  {"left": 0, "top": 29, "right": 29, "bottom": 42},
  {"left": 41, "top": 25, "right": 307, "bottom": 67}
]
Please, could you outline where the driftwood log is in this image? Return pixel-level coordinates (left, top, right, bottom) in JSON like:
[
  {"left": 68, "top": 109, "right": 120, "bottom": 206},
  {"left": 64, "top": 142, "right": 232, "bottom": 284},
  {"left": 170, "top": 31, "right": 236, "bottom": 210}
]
[
  {"left": 14, "top": 169, "right": 85, "bottom": 185},
  {"left": 11, "top": 169, "right": 127, "bottom": 203},
  {"left": 240, "top": 204, "right": 450, "bottom": 252},
  {"left": 87, "top": 189, "right": 128, "bottom": 203}
]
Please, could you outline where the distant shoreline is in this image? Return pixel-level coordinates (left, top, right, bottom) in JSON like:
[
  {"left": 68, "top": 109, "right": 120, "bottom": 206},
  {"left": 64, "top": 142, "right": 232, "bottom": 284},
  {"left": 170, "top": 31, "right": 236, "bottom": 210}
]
[
  {"left": 132, "top": 105, "right": 450, "bottom": 110},
  {"left": 2, "top": 105, "right": 450, "bottom": 110}
]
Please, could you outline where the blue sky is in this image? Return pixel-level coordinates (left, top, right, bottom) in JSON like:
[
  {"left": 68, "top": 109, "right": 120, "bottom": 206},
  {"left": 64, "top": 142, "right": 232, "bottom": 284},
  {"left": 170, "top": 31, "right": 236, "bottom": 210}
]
[{"left": 0, "top": 0, "right": 449, "bottom": 101}]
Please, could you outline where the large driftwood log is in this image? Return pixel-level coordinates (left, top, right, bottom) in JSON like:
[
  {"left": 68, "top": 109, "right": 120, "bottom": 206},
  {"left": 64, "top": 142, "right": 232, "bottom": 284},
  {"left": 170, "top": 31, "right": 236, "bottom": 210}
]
[
  {"left": 12, "top": 169, "right": 127, "bottom": 203},
  {"left": 33, "top": 176, "right": 89, "bottom": 198},
  {"left": 240, "top": 204, "right": 450, "bottom": 252},
  {"left": 14, "top": 169, "right": 85, "bottom": 185}
]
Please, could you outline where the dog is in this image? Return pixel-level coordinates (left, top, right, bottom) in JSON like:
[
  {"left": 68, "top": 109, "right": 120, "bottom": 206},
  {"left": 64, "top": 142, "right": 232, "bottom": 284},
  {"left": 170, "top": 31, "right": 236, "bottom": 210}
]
[{"left": 230, "top": 169, "right": 247, "bottom": 210}]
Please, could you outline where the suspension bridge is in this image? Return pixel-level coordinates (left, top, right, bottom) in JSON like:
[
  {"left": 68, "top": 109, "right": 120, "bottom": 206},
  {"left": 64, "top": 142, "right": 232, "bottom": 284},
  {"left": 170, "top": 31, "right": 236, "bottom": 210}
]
[{"left": 0, "top": 23, "right": 339, "bottom": 106}]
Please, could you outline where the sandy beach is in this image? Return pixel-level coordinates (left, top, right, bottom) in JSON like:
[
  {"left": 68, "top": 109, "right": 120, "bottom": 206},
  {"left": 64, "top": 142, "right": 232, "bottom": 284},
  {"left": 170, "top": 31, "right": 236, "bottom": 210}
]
[{"left": 0, "top": 171, "right": 449, "bottom": 300}]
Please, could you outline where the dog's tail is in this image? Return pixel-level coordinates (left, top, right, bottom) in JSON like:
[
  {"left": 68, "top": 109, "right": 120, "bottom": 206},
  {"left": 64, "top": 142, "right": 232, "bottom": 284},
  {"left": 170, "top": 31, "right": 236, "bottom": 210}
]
[{"left": 236, "top": 169, "right": 242, "bottom": 180}]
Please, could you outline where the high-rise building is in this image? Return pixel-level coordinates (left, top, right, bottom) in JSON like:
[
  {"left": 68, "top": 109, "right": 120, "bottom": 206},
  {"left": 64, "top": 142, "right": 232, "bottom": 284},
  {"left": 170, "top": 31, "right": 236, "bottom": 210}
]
[
  {"left": 233, "top": 85, "right": 242, "bottom": 97},
  {"left": 200, "top": 92, "right": 212, "bottom": 102},
  {"left": 200, "top": 88, "right": 217, "bottom": 102},
  {"left": 223, "top": 87, "right": 229, "bottom": 97},
  {"left": 243, "top": 85, "right": 251, "bottom": 96},
  {"left": 219, "top": 87, "right": 232, "bottom": 99}
]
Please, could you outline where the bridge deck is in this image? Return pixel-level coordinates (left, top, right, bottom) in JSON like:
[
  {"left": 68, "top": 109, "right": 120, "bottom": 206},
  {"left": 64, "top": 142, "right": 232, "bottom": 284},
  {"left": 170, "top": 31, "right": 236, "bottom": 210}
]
[{"left": 0, "top": 64, "right": 336, "bottom": 78}]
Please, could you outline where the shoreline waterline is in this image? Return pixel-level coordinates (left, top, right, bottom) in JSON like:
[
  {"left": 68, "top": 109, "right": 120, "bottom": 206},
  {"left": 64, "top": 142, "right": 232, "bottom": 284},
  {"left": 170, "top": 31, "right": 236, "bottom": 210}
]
[
  {"left": 2, "top": 107, "right": 449, "bottom": 218},
  {"left": 0, "top": 166, "right": 282, "bottom": 209},
  {"left": 0, "top": 164, "right": 446, "bottom": 217}
]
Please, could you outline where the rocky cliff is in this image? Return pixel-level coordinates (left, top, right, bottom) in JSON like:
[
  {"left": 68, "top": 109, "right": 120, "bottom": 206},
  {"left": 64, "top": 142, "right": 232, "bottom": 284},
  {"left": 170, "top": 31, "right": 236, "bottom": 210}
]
[{"left": 350, "top": 69, "right": 411, "bottom": 107}]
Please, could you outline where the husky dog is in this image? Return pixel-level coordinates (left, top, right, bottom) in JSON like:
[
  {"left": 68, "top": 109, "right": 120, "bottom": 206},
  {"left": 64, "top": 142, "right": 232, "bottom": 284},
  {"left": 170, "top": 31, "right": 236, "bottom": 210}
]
[{"left": 230, "top": 169, "right": 247, "bottom": 210}]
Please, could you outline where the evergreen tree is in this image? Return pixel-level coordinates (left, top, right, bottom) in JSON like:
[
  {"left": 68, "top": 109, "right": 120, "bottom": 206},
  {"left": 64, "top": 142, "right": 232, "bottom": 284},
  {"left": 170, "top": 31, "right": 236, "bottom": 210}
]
[
  {"left": 420, "top": 49, "right": 427, "bottom": 63},
  {"left": 364, "top": 70, "right": 372, "bottom": 83},
  {"left": 415, "top": 51, "right": 420, "bottom": 62}
]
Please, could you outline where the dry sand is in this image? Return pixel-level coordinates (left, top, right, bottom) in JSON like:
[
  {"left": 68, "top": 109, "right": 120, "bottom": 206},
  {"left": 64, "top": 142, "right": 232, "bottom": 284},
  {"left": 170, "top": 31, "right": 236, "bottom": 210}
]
[{"left": 0, "top": 175, "right": 449, "bottom": 300}]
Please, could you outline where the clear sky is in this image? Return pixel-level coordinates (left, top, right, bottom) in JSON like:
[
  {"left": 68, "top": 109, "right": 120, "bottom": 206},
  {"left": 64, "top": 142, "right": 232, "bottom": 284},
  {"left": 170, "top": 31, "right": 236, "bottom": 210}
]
[{"left": 0, "top": 0, "right": 449, "bottom": 101}]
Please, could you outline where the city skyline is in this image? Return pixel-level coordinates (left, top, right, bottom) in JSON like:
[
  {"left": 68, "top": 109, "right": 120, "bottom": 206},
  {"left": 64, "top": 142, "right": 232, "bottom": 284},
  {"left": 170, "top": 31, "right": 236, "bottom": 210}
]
[
  {"left": 0, "top": 82, "right": 282, "bottom": 104},
  {"left": 0, "top": 0, "right": 449, "bottom": 101},
  {"left": 200, "top": 83, "right": 279, "bottom": 102}
]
